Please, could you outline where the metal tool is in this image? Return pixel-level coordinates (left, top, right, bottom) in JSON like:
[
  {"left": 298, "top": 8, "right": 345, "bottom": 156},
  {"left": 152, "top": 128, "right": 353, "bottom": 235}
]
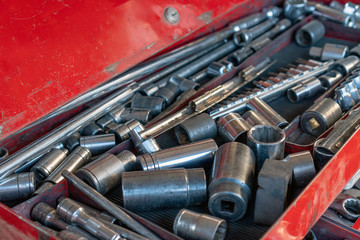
[
  {"left": 173, "top": 209, "right": 227, "bottom": 240},
  {"left": 348, "top": 74, "right": 360, "bottom": 89},
  {"left": 109, "top": 119, "right": 143, "bottom": 143},
  {"left": 331, "top": 55, "right": 360, "bottom": 75},
  {"left": 57, "top": 198, "right": 122, "bottom": 240},
  {"left": 242, "top": 110, "right": 273, "bottom": 126},
  {"left": 155, "top": 83, "right": 180, "bottom": 106},
  {"left": 61, "top": 170, "right": 160, "bottom": 240},
  {"left": 309, "top": 43, "right": 349, "bottom": 61},
  {"left": 63, "top": 132, "right": 81, "bottom": 152},
  {"left": 295, "top": 20, "right": 325, "bottom": 47},
  {"left": 34, "top": 146, "right": 92, "bottom": 195},
  {"left": 79, "top": 134, "right": 116, "bottom": 156},
  {"left": 137, "top": 139, "right": 217, "bottom": 171},
  {"left": 247, "top": 125, "right": 286, "bottom": 171},
  {"left": 207, "top": 62, "right": 228, "bottom": 77},
  {"left": 350, "top": 44, "right": 360, "bottom": 58},
  {"left": 131, "top": 95, "right": 165, "bottom": 116},
  {"left": 300, "top": 98, "right": 342, "bottom": 137},
  {"left": 208, "top": 142, "right": 255, "bottom": 221},
  {"left": 76, "top": 150, "right": 138, "bottom": 194},
  {"left": 287, "top": 77, "right": 323, "bottom": 103},
  {"left": 329, "top": 0, "right": 344, "bottom": 11},
  {"left": 254, "top": 158, "right": 293, "bottom": 226},
  {"left": 284, "top": 0, "right": 307, "bottom": 21},
  {"left": 318, "top": 70, "right": 343, "bottom": 89},
  {"left": 217, "top": 113, "right": 251, "bottom": 142},
  {"left": 96, "top": 105, "right": 127, "bottom": 129},
  {"left": 31, "top": 148, "right": 69, "bottom": 181},
  {"left": 31, "top": 202, "right": 98, "bottom": 240},
  {"left": 312, "top": 3, "right": 355, "bottom": 27},
  {"left": 122, "top": 168, "right": 206, "bottom": 212},
  {"left": 334, "top": 85, "right": 356, "bottom": 111},
  {"left": 342, "top": 79, "right": 360, "bottom": 102},
  {"left": 330, "top": 193, "right": 360, "bottom": 222},
  {"left": 129, "top": 128, "right": 161, "bottom": 154},
  {"left": 57, "top": 230, "right": 88, "bottom": 240},
  {"left": 174, "top": 113, "right": 217, "bottom": 144},
  {"left": 0, "top": 147, "right": 9, "bottom": 162},
  {"left": 82, "top": 122, "right": 106, "bottom": 136},
  {"left": 0, "top": 172, "right": 35, "bottom": 202}
]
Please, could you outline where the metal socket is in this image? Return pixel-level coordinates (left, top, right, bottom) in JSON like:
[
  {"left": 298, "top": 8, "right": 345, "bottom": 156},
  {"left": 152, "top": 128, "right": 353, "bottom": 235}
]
[
  {"left": 247, "top": 125, "right": 286, "bottom": 171},
  {"left": 309, "top": 43, "right": 348, "bottom": 61},
  {"left": 81, "top": 122, "right": 106, "bottom": 136},
  {"left": 79, "top": 134, "right": 116, "bottom": 156},
  {"left": 295, "top": 20, "right": 325, "bottom": 47},
  {"left": 131, "top": 94, "right": 165, "bottom": 116},
  {"left": 284, "top": 0, "right": 307, "bottom": 21},
  {"left": 207, "top": 62, "right": 228, "bottom": 77},
  {"left": 287, "top": 77, "right": 323, "bottom": 103},
  {"left": 335, "top": 85, "right": 356, "bottom": 111},
  {"left": 217, "top": 113, "right": 251, "bottom": 143},
  {"left": 63, "top": 132, "right": 81, "bottom": 152},
  {"left": 300, "top": 98, "right": 342, "bottom": 137},
  {"left": 0, "top": 172, "right": 36, "bottom": 202},
  {"left": 0, "top": 147, "right": 9, "bottom": 161},
  {"left": 122, "top": 168, "right": 206, "bottom": 212},
  {"left": 175, "top": 113, "right": 217, "bottom": 144},
  {"left": 208, "top": 142, "right": 255, "bottom": 221},
  {"left": 155, "top": 83, "right": 179, "bottom": 106},
  {"left": 242, "top": 110, "right": 272, "bottom": 126},
  {"left": 169, "top": 76, "right": 199, "bottom": 92},
  {"left": 313, "top": 3, "right": 354, "bottom": 27},
  {"left": 96, "top": 106, "right": 126, "bottom": 129},
  {"left": 120, "top": 108, "right": 152, "bottom": 124},
  {"left": 58, "top": 230, "right": 88, "bottom": 240},
  {"left": 31, "top": 148, "right": 69, "bottom": 180},
  {"left": 348, "top": 74, "right": 360, "bottom": 89},
  {"left": 247, "top": 97, "right": 288, "bottom": 128},
  {"left": 350, "top": 44, "right": 360, "bottom": 58},
  {"left": 138, "top": 139, "right": 218, "bottom": 171},
  {"left": 173, "top": 209, "right": 227, "bottom": 240},
  {"left": 331, "top": 55, "right": 360, "bottom": 75},
  {"left": 341, "top": 80, "right": 360, "bottom": 103},
  {"left": 109, "top": 119, "right": 143, "bottom": 143},
  {"left": 76, "top": 150, "right": 137, "bottom": 194},
  {"left": 129, "top": 129, "right": 161, "bottom": 154},
  {"left": 318, "top": 70, "right": 343, "bottom": 89}
]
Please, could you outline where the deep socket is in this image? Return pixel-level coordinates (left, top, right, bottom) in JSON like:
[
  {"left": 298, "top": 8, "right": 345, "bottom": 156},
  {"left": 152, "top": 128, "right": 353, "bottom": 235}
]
[
  {"left": 79, "top": 134, "right": 116, "bottom": 156},
  {"left": 0, "top": 172, "right": 35, "bottom": 202}
]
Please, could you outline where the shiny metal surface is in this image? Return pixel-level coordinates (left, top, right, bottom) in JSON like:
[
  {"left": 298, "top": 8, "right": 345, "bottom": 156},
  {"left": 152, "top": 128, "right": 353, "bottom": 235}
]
[
  {"left": 63, "top": 132, "right": 81, "bottom": 152},
  {"left": 247, "top": 125, "right": 285, "bottom": 171},
  {"left": 0, "top": 172, "right": 35, "bottom": 202},
  {"left": 284, "top": 0, "right": 307, "bottom": 21},
  {"left": 331, "top": 55, "right": 360, "bottom": 75},
  {"left": 155, "top": 83, "right": 179, "bottom": 106},
  {"left": 329, "top": 0, "right": 344, "bottom": 10},
  {"left": 175, "top": 113, "right": 217, "bottom": 144},
  {"left": 120, "top": 108, "right": 152, "bottom": 124},
  {"left": 76, "top": 150, "right": 137, "bottom": 194},
  {"left": 138, "top": 139, "right": 217, "bottom": 171},
  {"left": 335, "top": 85, "right": 356, "bottom": 111},
  {"left": 318, "top": 70, "right": 343, "bottom": 89},
  {"left": 348, "top": 74, "right": 360, "bottom": 89},
  {"left": 96, "top": 106, "right": 126, "bottom": 129},
  {"left": 57, "top": 230, "right": 88, "bottom": 240},
  {"left": 300, "top": 98, "right": 342, "bottom": 137},
  {"left": 0, "top": 147, "right": 9, "bottom": 162},
  {"left": 109, "top": 120, "right": 143, "bottom": 143},
  {"left": 31, "top": 202, "right": 97, "bottom": 240},
  {"left": 34, "top": 146, "right": 92, "bottom": 195},
  {"left": 79, "top": 134, "right": 116, "bottom": 156},
  {"left": 169, "top": 76, "right": 199, "bottom": 92},
  {"left": 330, "top": 193, "right": 360, "bottom": 222},
  {"left": 122, "top": 168, "right": 206, "bottom": 212},
  {"left": 0, "top": 83, "right": 139, "bottom": 180},
  {"left": 341, "top": 79, "right": 360, "bottom": 103},
  {"left": 350, "top": 44, "right": 360, "bottom": 58},
  {"left": 131, "top": 95, "right": 165, "bottom": 117},
  {"left": 217, "top": 113, "right": 251, "bottom": 143},
  {"left": 81, "top": 122, "right": 106, "bottom": 136},
  {"left": 208, "top": 142, "right": 255, "bottom": 221},
  {"left": 247, "top": 97, "right": 288, "bottom": 127},
  {"left": 242, "top": 110, "right": 272, "bottom": 126},
  {"left": 57, "top": 198, "right": 121, "bottom": 240},
  {"left": 173, "top": 209, "right": 227, "bottom": 240},
  {"left": 313, "top": 3, "right": 355, "bottom": 26},
  {"left": 207, "top": 62, "right": 228, "bottom": 77},
  {"left": 309, "top": 43, "right": 348, "bottom": 61},
  {"left": 287, "top": 77, "right": 323, "bottom": 103},
  {"left": 129, "top": 129, "right": 161, "bottom": 154},
  {"left": 295, "top": 20, "right": 325, "bottom": 47},
  {"left": 31, "top": 148, "right": 69, "bottom": 181},
  {"left": 62, "top": 170, "right": 160, "bottom": 240}
]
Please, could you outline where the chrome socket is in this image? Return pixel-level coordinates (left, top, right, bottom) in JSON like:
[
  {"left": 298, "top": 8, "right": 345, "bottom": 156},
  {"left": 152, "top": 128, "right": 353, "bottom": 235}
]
[
  {"left": 318, "top": 70, "right": 343, "bottom": 89},
  {"left": 122, "top": 168, "right": 206, "bottom": 212},
  {"left": 169, "top": 75, "right": 200, "bottom": 92},
  {"left": 287, "top": 77, "right": 323, "bottom": 103},
  {"left": 131, "top": 94, "right": 165, "bottom": 116},
  {"left": 173, "top": 209, "right": 227, "bottom": 240},
  {"left": 137, "top": 139, "right": 218, "bottom": 171},
  {"left": 79, "top": 134, "right": 116, "bottom": 156},
  {"left": 331, "top": 55, "right": 360, "bottom": 75},
  {"left": 284, "top": 0, "right": 307, "bottom": 22},
  {"left": 0, "top": 147, "right": 9, "bottom": 162},
  {"left": 335, "top": 85, "right": 356, "bottom": 111},
  {"left": 129, "top": 128, "right": 161, "bottom": 154},
  {"left": 242, "top": 110, "right": 272, "bottom": 126},
  {"left": 350, "top": 44, "right": 360, "bottom": 58},
  {"left": 295, "top": 20, "right": 325, "bottom": 47},
  {"left": 247, "top": 125, "right": 286, "bottom": 171},
  {"left": 175, "top": 113, "right": 217, "bottom": 144},
  {"left": 300, "top": 98, "right": 342, "bottom": 137},
  {"left": 0, "top": 172, "right": 35, "bottom": 202},
  {"left": 76, "top": 150, "right": 137, "bottom": 194},
  {"left": 81, "top": 122, "right": 105, "bottom": 136},
  {"left": 347, "top": 74, "right": 360, "bottom": 89},
  {"left": 120, "top": 108, "right": 152, "bottom": 124},
  {"left": 313, "top": 3, "right": 355, "bottom": 27},
  {"left": 329, "top": 0, "right": 344, "bottom": 11},
  {"left": 341, "top": 79, "right": 360, "bottom": 103},
  {"left": 96, "top": 106, "right": 126, "bottom": 129},
  {"left": 309, "top": 43, "right": 348, "bottom": 61},
  {"left": 207, "top": 62, "right": 228, "bottom": 77},
  {"left": 247, "top": 97, "right": 288, "bottom": 128},
  {"left": 208, "top": 142, "right": 255, "bottom": 221},
  {"left": 155, "top": 83, "right": 180, "bottom": 106},
  {"left": 217, "top": 113, "right": 251, "bottom": 143},
  {"left": 31, "top": 148, "right": 69, "bottom": 181},
  {"left": 108, "top": 119, "right": 143, "bottom": 143},
  {"left": 63, "top": 132, "right": 81, "bottom": 152}
]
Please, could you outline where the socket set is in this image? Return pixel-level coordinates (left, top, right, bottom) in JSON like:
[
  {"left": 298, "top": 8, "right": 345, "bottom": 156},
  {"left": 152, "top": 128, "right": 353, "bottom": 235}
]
[{"left": 3, "top": 1, "right": 360, "bottom": 240}]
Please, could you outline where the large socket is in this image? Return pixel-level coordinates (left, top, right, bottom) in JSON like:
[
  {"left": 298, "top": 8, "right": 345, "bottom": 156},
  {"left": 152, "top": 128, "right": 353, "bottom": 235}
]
[
  {"left": 79, "top": 134, "right": 116, "bottom": 156},
  {"left": 208, "top": 142, "right": 255, "bottom": 221},
  {"left": 295, "top": 20, "right": 325, "bottom": 47},
  {"left": 131, "top": 94, "right": 165, "bottom": 116},
  {"left": 217, "top": 113, "right": 251, "bottom": 142},
  {"left": 287, "top": 77, "right": 323, "bottom": 103},
  {"left": 0, "top": 172, "right": 36, "bottom": 202},
  {"left": 122, "top": 168, "right": 206, "bottom": 212},
  {"left": 109, "top": 119, "right": 143, "bottom": 143}
]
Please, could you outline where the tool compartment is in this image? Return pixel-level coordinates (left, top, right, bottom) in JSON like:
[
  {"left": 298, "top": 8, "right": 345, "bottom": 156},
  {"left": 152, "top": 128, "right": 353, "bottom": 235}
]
[{"left": 2, "top": 1, "right": 360, "bottom": 239}]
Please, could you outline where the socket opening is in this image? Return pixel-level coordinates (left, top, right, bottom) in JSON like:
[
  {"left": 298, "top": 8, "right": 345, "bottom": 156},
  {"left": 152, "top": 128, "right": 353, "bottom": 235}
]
[
  {"left": 220, "top": 200, "right": 235, "bottom": 214},
  {"left": 175, "top": 125, "right": 190, "bottom": 144},
  {"left": 249, "top": 125, "right": 284, "bottom": 143},
  {"left": 215, "top": 221, "right": 227, "bottom": 240},
  {"left": 34, "top": 169, "right": 47, "bottom": 181},
  {"left": 0, "top": 147, "right": 8, "bottom": 160},
  {"left": 305, "top": 117, "right": 320, "bottom": 131},
  {"left": 344, "top": 198, "right": 360, "bottom": 216},
  {"left": 287, "top": 89, "right": 299, "bottom": 103}
]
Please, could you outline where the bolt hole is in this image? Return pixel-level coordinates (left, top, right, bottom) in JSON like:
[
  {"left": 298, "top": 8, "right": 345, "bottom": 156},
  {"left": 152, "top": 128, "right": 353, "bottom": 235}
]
[{"left": 220, "top": 200, "right": 235, "bottom": 214}]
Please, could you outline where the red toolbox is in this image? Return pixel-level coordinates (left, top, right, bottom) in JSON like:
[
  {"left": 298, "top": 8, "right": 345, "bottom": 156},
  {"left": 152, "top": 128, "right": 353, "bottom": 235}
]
[{"left": 2, "top": 0, "right": 360, "bottom": 239}]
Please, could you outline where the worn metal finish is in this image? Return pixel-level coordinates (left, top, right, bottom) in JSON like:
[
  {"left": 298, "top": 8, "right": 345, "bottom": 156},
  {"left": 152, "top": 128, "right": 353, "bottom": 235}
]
[
  {"left": 0, "top": 147, "right": 9, "bottom": 162},
  {"left": 342, "top": 79, "right": 360, "bottom": 103},
  {"left": 57, "top": 198, "right": 121, "bottom": 240},
  {"left": 31, "top": 148, "right": 69, "bottom": 181},
  {"left": 63, "top": 133, "right": 81, "bottom": 152},
  {"left": 81, "top": 122, "right": 106, "bottom": 136},
  {"left": 173, "top": 209, "right": 227, "bottom": 240},
  {"left": 79, "top": 134, "right": 116, "bottom": 156},
  {"left": 57, "top": 230, "right": 88, "bottom": 240},
  {"left": 300, "top": 98, "right": 342, "bottom": 137},
  {"left": 284, "top": 0, "right": 307, "bottom": 21},
  {"left": 348, "top": 74, "right": 360, "bottom": 89},
  {"left": 247, "top": 97, "right": 288, "bottom": 127},
  {"left": 131, "top": 95, "right": 165, "bottom": 116},
  {"left": 34, "top": 146, "right": 92, "bottom": 195},
  {"left": 331, "top": 56, "right": 360, "bottom": 75},
  {"left": 207, "top": 62, "right": 228, "bottom": 77},
  {"left": 109, "top": 120, "right": 143, "bottom": 143},
  {"left": 155, "top": 83, "right": 180, "bottom": 106},
  {"left": 313, "top": 3, "right": 355, "bottom": 26},
  {"left": 169, "top": 76, "right": 199, "bottom": 92},
  {"left": 350, "top": 44, "right": 360, "bottom": 58},
  {"left": 217, "top": 113, "right": 251, "bottom": 142},
  {"left": 318, "top": 70, "right": 343, "bottom": 89},
  {"left": 242, "top": 110, "right": 272, "bottom": 126},
  {"left": 208, "top": 142, "right": 255, "bottom": 221},
  {"left": 129, "top": 128, "right": 161, "bottom": 154},
  {"left": 96, "top": 106, "right": 126, "bottom": 129},
  {"left": 287, "top": 77, "right": 323, "bottom": 103},
  {"left": 120, "top": 108, "right": 152, "bottom": 124},
  {"left": 335, "top": 85, "right": 356, "bottom": 111},
  {"left": 122, "top": 168, "right": 206, "bottom": 212},
  {"left": 175, "top": 113, "right": 217, "bottom": 144},
  {"left": 247, "top": 125, "right": 285, "bottom": 171},
  {"left": 76, "top": 150, "right": 137, "bottom": 194},
  {"left": 138, "top": 139, "right": 217, "bottom": 171},
  {"left": 330, "top": 193, "right": 360, "bottom": 222},
  {"left": 0, "top": 172, "right": 35, "bottom": 202},
  {"left": 295, "top": 20, "right": 325, "bottom": 47},
  {"left": 309, "top": 43, "right": 348, "bottom": 61}
]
